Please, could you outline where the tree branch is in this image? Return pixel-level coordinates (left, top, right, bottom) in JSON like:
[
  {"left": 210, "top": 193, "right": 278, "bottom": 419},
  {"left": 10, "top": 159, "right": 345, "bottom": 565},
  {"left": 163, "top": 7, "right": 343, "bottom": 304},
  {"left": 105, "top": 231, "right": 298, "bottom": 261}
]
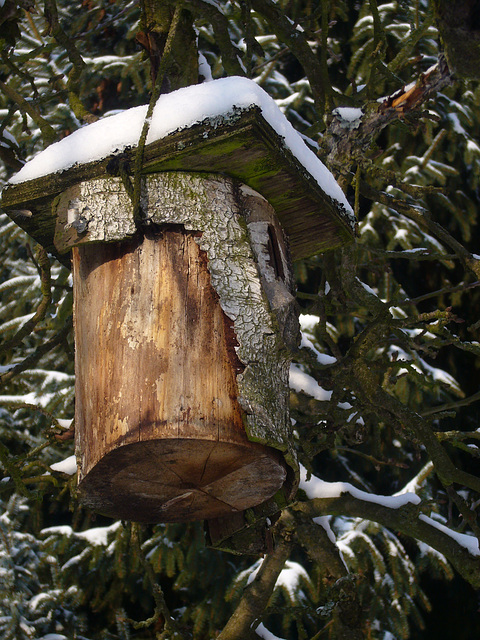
[
  {"left": 43, "top": 0, "right": 97, "bottom": 123},
  {"left": 433, "top": 0, "right": 480, "bottom": 79},
  {"left": 165, "top": 0, "right": 246, "bottom": 77},
  {"left": 0, "top": 79, "right": 57, "bottom": 146},
  {"left": 340, "top": 317, "right": 480, "bottom": 496},
  {"left": 359, "top": 181, "right": 480, "bottom": 281},
  {"left": 294, "top": 494, "right": 480, "bottom": 588},
  {"left": 217, "top": 510, "right": 295, "bottom": 640},
  {"left": 0, "top": 316, "right": 73, "bottom": 386},
  {"left": 249, "top": 0, "right": 327, "bottom": 117},
  {"left": 294, "top": 511, "right": 365, "bottom": 639},
  {"left": 128, "top": 523, "right": 186, "bottom": 639},
  {"left": 322, "top": 55, "right": 454, "bottom": 182}
]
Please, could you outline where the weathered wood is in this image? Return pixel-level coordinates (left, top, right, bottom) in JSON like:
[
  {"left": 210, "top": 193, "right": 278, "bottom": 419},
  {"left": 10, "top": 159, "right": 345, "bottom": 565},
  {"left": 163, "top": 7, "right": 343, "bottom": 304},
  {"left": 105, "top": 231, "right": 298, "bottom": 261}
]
[
  {"left": 73, "top": 233, "right": 286, "bottom": 522},
  {"left": 71, "top": 172, "right": 298, "bottom": 522},
  {"left": 1, "top": 107, "right": 354, "bottom": 261}
]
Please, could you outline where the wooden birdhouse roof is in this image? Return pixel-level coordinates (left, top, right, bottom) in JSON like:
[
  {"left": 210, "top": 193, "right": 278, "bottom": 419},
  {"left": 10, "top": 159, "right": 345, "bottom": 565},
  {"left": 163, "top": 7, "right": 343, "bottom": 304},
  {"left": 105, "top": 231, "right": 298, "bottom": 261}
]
[{"left": 1, "top": 77, "right": 355, "bottom": 261}]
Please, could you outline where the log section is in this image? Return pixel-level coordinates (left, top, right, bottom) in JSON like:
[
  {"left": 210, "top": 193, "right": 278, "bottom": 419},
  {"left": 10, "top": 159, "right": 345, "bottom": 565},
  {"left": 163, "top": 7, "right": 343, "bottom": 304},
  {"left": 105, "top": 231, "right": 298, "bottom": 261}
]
[{"left": 73, "top": 229, "right": 286, "bottom": 522}]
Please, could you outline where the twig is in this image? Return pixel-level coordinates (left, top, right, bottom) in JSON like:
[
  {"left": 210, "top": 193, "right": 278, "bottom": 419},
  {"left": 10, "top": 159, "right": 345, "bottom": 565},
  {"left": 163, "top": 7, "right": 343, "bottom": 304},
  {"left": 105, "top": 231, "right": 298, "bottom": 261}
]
[
  {"left": 369, "top": 0, "right": 383, "bottom": 50},
  {"left": 422, "top": 389, "right": 480, "bottom": 417},
  {"left": 402, "top": 280, "right": 480, "bottom": 305},
  {"left": 127, "top": 523, "right": 186, "bottom": 638},
  {"left": 131, "top": 4, "right": 183, "bottom": 224},
  {"left": 336, "top": 446, "right": 409, "bottom": 469},
  {"left": 435, "top": 430, "right": 480, "bottom": 442},
  {"left": 388, "top": 13, "right": 433, "bottom": 74},
  {"left": 446, "top": 485, "right": 480, "bottom": 538},
  {"left": 0, "top": 79, "right": 57, "bottom": 145}
]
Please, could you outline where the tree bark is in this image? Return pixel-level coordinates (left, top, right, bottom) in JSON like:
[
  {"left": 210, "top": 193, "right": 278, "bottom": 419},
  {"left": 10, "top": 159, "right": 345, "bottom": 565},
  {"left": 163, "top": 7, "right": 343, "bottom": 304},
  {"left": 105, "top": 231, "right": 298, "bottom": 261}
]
[
  {"left": 433, "top": 0, "right": 480, "bottom": 78},
  {"left": 139, "top": 2, "right": 198, "bottom": 90}
]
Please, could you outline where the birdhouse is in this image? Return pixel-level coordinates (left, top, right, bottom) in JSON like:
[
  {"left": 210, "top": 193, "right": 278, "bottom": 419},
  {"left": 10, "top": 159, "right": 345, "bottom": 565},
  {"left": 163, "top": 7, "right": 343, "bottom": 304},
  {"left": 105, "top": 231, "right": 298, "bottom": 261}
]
[{"left": 1, "top": 78, "right": 355, "bottom": 524}]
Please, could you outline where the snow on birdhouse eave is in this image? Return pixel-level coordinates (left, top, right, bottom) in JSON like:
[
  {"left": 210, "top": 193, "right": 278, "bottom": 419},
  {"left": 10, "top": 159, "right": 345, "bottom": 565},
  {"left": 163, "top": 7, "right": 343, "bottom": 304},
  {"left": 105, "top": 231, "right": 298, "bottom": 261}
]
[{"left": 2, "top": 106, "right": 354, "bottom": 261}]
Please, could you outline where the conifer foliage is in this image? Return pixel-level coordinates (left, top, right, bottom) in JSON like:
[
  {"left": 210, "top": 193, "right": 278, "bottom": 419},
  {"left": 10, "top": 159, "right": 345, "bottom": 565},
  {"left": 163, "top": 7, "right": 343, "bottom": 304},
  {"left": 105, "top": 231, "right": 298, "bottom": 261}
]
[{"left": 1, "top": 1, "right": 480, "bottom": 638}]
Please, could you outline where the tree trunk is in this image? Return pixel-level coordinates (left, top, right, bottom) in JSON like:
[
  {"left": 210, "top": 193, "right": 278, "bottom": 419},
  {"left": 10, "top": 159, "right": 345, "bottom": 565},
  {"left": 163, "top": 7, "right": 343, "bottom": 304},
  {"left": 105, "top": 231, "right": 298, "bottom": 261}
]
[{"left": 433, "top": 0, "right": 480, "bottom": 78}]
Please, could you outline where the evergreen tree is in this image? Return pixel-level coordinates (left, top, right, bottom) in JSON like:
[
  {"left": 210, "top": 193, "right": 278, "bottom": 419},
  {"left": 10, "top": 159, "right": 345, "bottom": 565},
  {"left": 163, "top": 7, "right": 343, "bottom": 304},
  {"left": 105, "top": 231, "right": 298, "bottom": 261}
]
[{"left": 1, "top": 1, "right": 480, "bottom": 638}]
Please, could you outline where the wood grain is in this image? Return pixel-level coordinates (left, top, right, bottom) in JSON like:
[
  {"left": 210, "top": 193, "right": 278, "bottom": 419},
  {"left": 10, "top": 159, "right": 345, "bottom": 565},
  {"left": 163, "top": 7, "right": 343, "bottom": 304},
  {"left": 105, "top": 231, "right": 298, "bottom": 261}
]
[{"left": 73, "top": 231, "right": 286, "bottom": 522}]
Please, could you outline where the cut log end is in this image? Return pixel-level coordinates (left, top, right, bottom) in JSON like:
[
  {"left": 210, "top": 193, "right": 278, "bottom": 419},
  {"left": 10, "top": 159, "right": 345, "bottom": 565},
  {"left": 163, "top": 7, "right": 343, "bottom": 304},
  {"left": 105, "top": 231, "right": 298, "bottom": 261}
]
[{"left": 77, "top": 439, "right": 286, "bottom": 522}]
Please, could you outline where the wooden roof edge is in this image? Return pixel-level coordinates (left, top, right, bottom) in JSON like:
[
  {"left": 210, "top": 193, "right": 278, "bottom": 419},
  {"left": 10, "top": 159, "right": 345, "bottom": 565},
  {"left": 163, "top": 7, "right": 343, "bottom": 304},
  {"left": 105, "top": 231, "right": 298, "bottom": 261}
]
[
  {"left": 2, "top": 106, "right": 354, "bottom": 220},
  {"left": 235, "top": 107, "right": 356, "bottom": 231},
  {"left": 1, "top": 105, "right": 355, "bottom": 261},
  {"left": 0, "top": 107, "right": 263, "bottom": 209}
]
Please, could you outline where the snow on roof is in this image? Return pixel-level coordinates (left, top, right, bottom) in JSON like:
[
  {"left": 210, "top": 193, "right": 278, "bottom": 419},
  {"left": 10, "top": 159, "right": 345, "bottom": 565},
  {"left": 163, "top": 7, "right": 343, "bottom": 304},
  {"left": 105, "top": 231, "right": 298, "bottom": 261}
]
[{"left": 9, "top": 77, "right": 353, "bottom": 218}]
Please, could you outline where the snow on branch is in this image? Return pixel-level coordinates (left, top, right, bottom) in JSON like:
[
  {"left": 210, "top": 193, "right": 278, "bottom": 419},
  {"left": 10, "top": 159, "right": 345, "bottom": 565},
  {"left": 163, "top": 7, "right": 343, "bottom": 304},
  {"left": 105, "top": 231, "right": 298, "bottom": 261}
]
[
  {"left": 296, "top": 466, "right": 480, "bottom": 588},
  {"left": 300, "top": 465, "right": 421, "bottom": 509},
  {"left": 42, "top": 521, "right": 121, "bottom": 547}
]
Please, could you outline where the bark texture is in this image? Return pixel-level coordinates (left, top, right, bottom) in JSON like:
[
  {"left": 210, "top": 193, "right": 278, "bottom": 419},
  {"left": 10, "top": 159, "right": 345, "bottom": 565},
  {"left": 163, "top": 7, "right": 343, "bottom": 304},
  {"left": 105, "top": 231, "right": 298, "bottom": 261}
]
[{"left": 433, "top": 0, "right": 480, "bottom": 79}]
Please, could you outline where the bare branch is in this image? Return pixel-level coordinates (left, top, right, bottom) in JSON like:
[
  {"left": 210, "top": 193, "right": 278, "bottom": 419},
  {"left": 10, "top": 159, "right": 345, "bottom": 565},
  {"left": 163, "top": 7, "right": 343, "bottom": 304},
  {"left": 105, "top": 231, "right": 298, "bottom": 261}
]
[
  {"left": 0, "top": 317, "right": 73, "bottom": 386},
  {"left": 165, "top": 0, "right": 246, "bottom": 76},
  {"left": 249, "top": 0, "right": 328, "bottom": 117},
  {"left": 43, "top": 0, "right": 97, "bottom": 124},
  {"left": 0, "top": 79, "right": 57, "bottom": 145},
  {"left": 127, "top": 523, "right": 187, "bottom": 639}
]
